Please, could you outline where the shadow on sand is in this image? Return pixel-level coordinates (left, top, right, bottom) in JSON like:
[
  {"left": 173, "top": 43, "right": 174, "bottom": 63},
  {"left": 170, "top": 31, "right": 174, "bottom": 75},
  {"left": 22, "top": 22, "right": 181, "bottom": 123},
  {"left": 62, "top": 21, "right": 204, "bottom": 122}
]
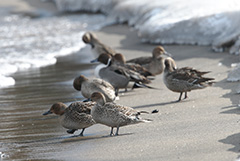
[
  {"left": 219, "top": 132, "right": 240, "bottom": 159},
  {"left": 132, "top": 99, "right": 192, "bottom": 109},
  {"left": 14, "top": 132, "right": 134, "bottom": 146}
]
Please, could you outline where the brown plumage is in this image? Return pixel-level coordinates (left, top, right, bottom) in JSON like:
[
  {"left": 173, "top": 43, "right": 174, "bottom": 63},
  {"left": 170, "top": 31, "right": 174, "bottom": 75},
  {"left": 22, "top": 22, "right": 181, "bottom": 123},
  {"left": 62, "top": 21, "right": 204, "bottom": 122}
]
[
  {"left": 127, "top": 46, "right": 177, "bottom": 75},
  {"left": 90, "top": 92, "right": 151, "bottom": 136},
  {"left": 43, "top": 102, "right": 96, "bottom": 136},
  {"left": 163, "top": 59, "right": 215, "bottom": 102},
  {"left": 113, "top": 53, "right": 153, "bottom": 77},
  {"left": 82, "top": 32, "right": 115, "bottom": 56}
]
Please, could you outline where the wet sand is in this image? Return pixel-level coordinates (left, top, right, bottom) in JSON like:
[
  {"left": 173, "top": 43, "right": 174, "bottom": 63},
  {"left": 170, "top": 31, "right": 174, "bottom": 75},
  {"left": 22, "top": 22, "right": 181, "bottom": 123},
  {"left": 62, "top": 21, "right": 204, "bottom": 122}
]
[
  {"left": 0, "top": 24, "right": 240, "bottom": 160},
  {"left": 1, "top": 1, "right": 240, "bottom": 161}
]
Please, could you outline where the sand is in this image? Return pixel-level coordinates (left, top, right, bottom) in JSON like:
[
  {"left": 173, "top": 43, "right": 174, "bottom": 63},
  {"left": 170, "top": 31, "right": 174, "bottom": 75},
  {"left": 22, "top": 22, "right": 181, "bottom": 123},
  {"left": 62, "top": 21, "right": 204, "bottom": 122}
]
[{"left": 1, "top": 1, "right": 240, "bottom": 161}]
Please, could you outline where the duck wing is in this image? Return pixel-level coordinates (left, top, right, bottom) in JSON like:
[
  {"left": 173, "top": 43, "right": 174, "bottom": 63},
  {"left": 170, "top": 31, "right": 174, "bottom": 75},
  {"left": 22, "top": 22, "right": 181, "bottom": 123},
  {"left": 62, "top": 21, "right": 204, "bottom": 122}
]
[
  {"left": 127, "top": 56, "right": 152, "bottom": 65},
  {"left": 68, "top": 102, "right": 95, "bottom": 114},
  {"left": 111, "top": 65, "right": 151, "bottom": 84},
  {"left": 125, "top": 63, "right": 153, "bottom": 77},
  {"left": 172, "top": 68, "right": 214, "bottom": 85}
]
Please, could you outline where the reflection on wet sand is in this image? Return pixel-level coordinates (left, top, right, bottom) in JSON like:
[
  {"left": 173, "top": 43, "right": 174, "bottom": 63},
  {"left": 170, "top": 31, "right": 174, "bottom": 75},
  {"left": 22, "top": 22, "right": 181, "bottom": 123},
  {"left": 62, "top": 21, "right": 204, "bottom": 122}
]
[{"left": 0, "top": 51, "right": 95, "bottom": 160}]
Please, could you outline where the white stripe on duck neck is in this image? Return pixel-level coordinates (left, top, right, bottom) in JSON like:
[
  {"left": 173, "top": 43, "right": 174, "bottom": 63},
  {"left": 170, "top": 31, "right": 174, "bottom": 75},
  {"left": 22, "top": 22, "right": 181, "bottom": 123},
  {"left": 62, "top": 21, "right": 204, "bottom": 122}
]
[{"left": 94, "top": 58, "right": 112, "bottom": 78}]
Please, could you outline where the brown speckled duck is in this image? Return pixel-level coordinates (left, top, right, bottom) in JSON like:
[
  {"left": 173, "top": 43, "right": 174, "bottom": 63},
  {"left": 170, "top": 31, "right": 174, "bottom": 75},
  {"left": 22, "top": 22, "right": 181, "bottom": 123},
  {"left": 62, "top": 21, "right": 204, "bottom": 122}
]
[
  {"left": 90, "top": 92, "right": 151, "bottom": 136},
  {"left": 127, "top": 46, "right": 176, "bottom": 75},
  {"left": 43, "top": 101, "right": 96, "bottom": 136},
  {"left": 163, "top": 59, "right": 215, "bottom": 102},
  {"left": 82, "top": 32, "right": 115, "bottom": 56}
]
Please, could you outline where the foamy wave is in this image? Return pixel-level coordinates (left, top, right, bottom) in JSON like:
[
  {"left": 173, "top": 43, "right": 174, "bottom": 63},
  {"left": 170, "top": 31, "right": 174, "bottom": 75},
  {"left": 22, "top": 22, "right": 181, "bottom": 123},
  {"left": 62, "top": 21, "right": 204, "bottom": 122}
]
[
  {"left": 55, "top": 0, "right": 240, "bottom": 54},
  {"left": 0, "top": 12, "right": 111, "bottom": 88}
]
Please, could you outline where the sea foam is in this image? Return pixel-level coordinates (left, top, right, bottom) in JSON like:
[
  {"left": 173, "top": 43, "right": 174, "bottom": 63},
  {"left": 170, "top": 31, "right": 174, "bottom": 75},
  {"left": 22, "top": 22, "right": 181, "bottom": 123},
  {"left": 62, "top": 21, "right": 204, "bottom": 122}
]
[
  {"left": 55, "top": 0, "right": 240, "bottom": 53},
  {"left": 0, "top": 12, "right": 111, "bottom": 88}
]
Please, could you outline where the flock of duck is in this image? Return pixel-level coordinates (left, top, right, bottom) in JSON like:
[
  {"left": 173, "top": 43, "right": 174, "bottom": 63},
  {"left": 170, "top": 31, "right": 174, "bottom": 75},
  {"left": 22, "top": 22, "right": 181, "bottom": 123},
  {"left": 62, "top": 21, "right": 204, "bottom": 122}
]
[{"left": 43, "top": 32, "right": 215, "bottom": 136}]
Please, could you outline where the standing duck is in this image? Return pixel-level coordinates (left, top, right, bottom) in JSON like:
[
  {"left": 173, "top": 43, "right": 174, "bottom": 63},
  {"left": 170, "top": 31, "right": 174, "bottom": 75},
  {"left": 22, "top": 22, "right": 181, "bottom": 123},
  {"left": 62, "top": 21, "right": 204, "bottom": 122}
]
[
  {"left": 92, "top": 53, "right": 153, "bottom": 95},
  {"left": 82, "top": 32, "right": 115, "bottom": 56},
  {"left": 90, "top": 92, "right": 151, "bottom": 136},
  {"left": 43, "top": 101, "right": 96, "bottom": 136},
  {"left": 163, "top": 59, "right": 215, "bottom": 102},
  {"left": 127, "top": 46, "right": 176, "bottom": 75},
  {"left": 73, "top": 75, "right": 117, "bottom": 102},
  {"left": 113, "top": 53, "right": 153, "bottom": 77}
]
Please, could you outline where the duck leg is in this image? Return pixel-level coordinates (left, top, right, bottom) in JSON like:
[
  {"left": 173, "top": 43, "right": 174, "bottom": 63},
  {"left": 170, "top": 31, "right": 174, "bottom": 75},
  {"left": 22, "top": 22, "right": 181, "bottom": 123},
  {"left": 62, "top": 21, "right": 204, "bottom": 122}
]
[
  {"left": 110, "top": 127, "right": 114, "bottom": 136},
  {"left": 67, "top": 129, "right": 77, "bottom": 134},
  {"left": 79, "top": 128, "right": 85, "bottom": 136},
  {"left": 184, "top": 92, "right": 188, "bottom": 99},
  {"left": 83, "top": 98, "right": 91, "bottom": 102},
  {"left": 115, "top": 126, "right": 120, "bottom": 136},
  {"left": 177, "top": 92, "right": 183, "bottom": 102},
  {"left": 115, "top": 88, "right": 119, "bottom": 96}
]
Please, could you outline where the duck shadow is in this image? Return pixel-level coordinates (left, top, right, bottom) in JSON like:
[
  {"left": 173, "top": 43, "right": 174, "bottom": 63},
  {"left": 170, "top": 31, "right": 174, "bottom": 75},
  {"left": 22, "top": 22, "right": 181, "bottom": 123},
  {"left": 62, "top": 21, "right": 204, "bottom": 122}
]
[
  {"left": 220, "top": 105, "right": 240, "bottom": 115},
  {"left": 58, "top": 132, "right": 134, "bottom": 144},
  {"left": 15, "top": 132, "right": 133, "bottom": 146},
  {"left": 132, "top": 99, "right": 190, "bottom": 109},
  {"left": 219, "top": 132, "right": 240, "bottom": 157},
  {"left": 218, "top": 78, "right": 240, "bottom": 115}
]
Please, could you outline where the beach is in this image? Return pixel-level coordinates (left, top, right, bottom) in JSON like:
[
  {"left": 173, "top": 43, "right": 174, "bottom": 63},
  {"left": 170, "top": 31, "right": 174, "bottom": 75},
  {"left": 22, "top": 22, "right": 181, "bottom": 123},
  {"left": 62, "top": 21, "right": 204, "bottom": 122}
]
[{"left": 1, "top": 1, "right": 240, "bottom": 161}]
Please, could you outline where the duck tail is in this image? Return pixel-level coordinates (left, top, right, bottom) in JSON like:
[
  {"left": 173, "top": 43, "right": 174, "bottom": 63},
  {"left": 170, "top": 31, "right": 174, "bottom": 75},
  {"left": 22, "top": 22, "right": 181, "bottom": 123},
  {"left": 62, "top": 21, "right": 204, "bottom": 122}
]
[
  {"left": 203, "top": 77, "right": 215, "bottom": 86},
  {"left": 141, "top": 118, "right": 153, "bottom": 123},
  {"left": 132, "top": 82, "right": 157, "bottom": 90},
  {"left": 138, "top": 111, "right": 150, "bottom": 114},
  {"left": 207, "top": 81, "right": 215, "bottom": 86}
]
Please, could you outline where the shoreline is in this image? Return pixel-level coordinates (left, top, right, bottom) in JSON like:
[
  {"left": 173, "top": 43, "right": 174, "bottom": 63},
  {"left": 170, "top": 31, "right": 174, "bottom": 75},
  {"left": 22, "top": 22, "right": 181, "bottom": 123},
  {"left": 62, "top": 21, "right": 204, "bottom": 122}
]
[
  {"left": 1, "top": 24, "right": 240, "bottom": 160},
  {"left": 0, "top": 1, "right": 240, "bottom": 160}
]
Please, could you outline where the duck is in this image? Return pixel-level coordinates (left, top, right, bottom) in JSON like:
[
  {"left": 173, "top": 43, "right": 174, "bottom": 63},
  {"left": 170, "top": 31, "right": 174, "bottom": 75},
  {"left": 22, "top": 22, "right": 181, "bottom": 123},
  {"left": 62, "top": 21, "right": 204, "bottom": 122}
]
[
  {"left": 92, "top": 53, "right": 153, "bottom": 95},
  {"left": 73, "top": 75, "right": 117, "bottom": 102},
  {"left": 90, "top": 92, "right": 151, "bottom": 136},
  {"left": 127, "top": 46, "right": 177, "bottom": 75},
  {"left": 82, "top": 32, "right": 115, "bottom": 56},
  {"left": 43, "top": 101, "right": 96, "bottom": 136},
  {"left": 113, "top": 53, "right": 153, "bottom": 77},
  {"left": 163, "top": 59, "right": 215, "bottom": 102}
]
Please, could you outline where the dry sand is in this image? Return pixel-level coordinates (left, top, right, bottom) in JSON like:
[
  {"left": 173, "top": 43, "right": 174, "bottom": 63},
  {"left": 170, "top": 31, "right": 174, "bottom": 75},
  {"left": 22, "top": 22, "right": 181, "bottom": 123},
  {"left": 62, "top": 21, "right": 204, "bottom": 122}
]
[{"left": 1, "top": 1, "right": 240, "bottom": 161}]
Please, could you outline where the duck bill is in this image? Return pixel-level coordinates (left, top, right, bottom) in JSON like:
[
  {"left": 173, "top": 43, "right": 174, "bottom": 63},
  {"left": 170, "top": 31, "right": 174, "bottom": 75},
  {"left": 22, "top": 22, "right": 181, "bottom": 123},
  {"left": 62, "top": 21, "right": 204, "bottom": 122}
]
[
  {"left": 164, "top": 52, "right": 172, "bottom": 57},
  {"left": 90, "top": 43, "right": 94, "bottom": 48},
  {"left": 90, "top": 58, "right": 98, "bottom": 63},
  {"left": 42, "top": 110, "right": 52, "bottom": 115}
]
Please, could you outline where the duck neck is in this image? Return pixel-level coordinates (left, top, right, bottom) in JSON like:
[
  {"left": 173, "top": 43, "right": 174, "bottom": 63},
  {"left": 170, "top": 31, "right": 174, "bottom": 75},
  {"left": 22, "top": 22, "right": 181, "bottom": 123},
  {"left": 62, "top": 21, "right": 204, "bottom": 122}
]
[{"left": 98, "top": 97, "right": 106, "bottom": 106}]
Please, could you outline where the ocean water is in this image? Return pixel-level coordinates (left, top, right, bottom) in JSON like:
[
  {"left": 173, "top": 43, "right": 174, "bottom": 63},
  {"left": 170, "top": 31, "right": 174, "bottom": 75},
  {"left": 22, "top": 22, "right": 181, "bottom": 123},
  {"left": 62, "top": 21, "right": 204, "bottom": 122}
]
[{"left": 0, "top": 10, "right": 112, "bottom": 88}]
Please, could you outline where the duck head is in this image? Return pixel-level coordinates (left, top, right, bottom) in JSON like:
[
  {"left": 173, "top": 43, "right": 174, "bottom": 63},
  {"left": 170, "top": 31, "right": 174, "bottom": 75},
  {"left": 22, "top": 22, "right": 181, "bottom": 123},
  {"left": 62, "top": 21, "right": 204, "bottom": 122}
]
[
  {"left": 43, "top": 102, "right": 67, "bottom": 116},
  {"left": 82, "top": 32, "right": 96, "bottom": 48},
  {"left": 113, "top": 53, "right": 126, "bottom": 64},
  {"left": 164, "top": 59, "right": 175, "bottom": 72},
  {"left": 91, "top": 92, "right": 106, "bottom": 106},
  {"left": 152, "top": 46, "right": 172, "bottom": 58},
  {"left": 91, "top": 53, "right": 112, "bottom": 66},
  {"left": 73, "top": 75, "right": 88, "bottom": 91}
]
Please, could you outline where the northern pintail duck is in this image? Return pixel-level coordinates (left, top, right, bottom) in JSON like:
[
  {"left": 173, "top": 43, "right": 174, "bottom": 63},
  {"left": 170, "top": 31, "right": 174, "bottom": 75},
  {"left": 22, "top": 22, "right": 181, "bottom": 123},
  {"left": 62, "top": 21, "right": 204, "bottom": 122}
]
[
  {"left": 163, "top": 59, "right": 215, "bottom": 102},
  {"left": 127, "top": 46, "right": 176, "bottom": 75},
  {"left": 43, "top": 101, "right": 96, "bottom": 136},
  {"left": 113, "top": 53, "right": 153, "bottom": 77},
  {"left": 90, "top": 92, "right": 151, "bottom": 136},
  {"left": 73, "top": 75, "right": 116, "bottom": 102},
  {"left": 92, "top": 53, "right": 152, "bottom": 95},
  {"left": 82, "top": 32, "right": 115, "bottom": 56}
]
